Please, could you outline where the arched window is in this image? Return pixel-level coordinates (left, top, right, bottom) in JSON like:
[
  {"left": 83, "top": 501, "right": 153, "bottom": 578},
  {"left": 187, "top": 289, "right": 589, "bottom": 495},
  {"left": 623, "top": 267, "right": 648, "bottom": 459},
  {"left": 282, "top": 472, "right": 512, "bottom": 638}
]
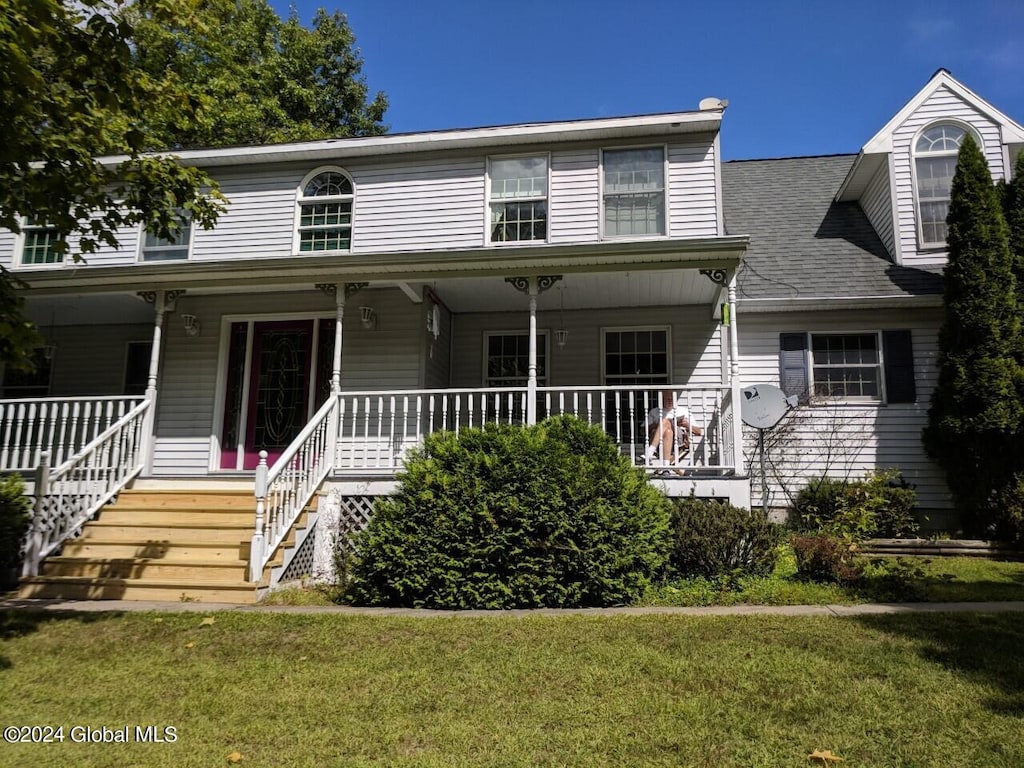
[
  {"left": 296, "top": 169, "right": 354, "bottom": 252},
  {"left": 914, "top": 123, "right": 971, "bottom": 247}
]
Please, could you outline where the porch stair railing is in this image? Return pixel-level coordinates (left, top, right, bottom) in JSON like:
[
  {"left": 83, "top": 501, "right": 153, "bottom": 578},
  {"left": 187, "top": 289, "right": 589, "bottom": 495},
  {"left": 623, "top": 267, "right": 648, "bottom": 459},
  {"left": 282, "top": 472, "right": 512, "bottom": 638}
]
[
  {"left": 0, "top": 396, "right": 146, "bottom": 473},
  {"left": 250, "top": 395, "right": 339, "bottom": 582},
  {"left": 21, "top": 399, "right": 151, "bottom": 577}
]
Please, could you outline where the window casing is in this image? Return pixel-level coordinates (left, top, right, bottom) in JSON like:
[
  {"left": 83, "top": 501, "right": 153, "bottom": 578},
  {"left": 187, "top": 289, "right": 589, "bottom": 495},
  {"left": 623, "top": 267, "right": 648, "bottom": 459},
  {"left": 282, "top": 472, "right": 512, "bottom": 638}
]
[
  {"left": 489, "top": 156, "right": 548, "bottom": 243},
  {"left": 603, "top": 148, "right": 666, "bottom": 237},
  {"left": 810, "top": 332, "right": 883, "bottom": 400},
  {"left": 297, "top": 170, "right": 354, "bottom": 253},
  {"left": 602, "top": 328, "right": 670, "bottom": 386},
  {"left": 914, "top": 123, "right": 970, "bottom": 248},
  {"left": 20, "top": 219, "right": 62, "bottom": 266},
  {"left": 140, "top": 216, "right": 192, "bottom": 261}
]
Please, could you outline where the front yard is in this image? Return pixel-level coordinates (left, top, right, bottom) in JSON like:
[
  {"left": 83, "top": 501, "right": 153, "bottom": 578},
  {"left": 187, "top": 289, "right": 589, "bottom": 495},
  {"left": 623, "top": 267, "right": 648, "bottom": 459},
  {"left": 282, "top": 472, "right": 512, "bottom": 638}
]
[{"left": 1, "top": 610, "right": 1022, "bottom": 767}]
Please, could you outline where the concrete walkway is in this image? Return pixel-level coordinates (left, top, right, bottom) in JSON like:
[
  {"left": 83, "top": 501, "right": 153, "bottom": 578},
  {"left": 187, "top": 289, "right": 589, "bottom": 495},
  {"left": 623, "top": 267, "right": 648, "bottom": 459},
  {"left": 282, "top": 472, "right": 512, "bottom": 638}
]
[{"left": 3, "top": 597, "right": 1024, "bottom": 617}]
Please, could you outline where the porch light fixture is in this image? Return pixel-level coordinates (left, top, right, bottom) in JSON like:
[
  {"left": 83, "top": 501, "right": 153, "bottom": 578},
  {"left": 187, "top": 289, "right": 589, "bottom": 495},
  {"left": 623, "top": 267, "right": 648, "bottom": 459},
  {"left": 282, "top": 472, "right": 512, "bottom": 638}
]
[
  {"left": 426, "top": 303, "right": 440, "bottom": 340},
  {"left": 555, "top": 286, "right": 568, "bottom": 348},
  {"left": 360, "top": 306, "right": 377, "bottom": 330},
  {"left": 181, "top": 313, "right": 201, "bottom": 337},
  {"left": 41, "top": 344, "right": 57, "bottom": 362}
]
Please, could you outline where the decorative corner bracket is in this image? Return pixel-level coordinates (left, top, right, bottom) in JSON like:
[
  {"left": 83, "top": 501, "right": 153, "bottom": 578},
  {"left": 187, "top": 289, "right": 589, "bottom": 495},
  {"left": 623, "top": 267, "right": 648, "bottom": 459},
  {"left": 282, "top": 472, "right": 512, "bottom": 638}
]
[
  {"left": 504, "top": 275, "right": 563, "bottom": 294},
  {"left": 136, "top": 289, "right": 185, "bottom": 311},
  {"left": 344, "top": 282, "right": 369, "bottom": 300},
  {"left": 316, "top": 283, "right": 337, "bottom": 297},
  {"left": 699, "top": 269, "right": 729, "bottom": 288}
]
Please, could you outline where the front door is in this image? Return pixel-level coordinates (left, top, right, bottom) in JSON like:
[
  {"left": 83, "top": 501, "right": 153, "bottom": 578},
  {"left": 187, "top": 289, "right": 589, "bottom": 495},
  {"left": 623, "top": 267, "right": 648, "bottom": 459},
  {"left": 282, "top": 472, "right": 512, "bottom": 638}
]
[{"left": 219, "top": 319, "right": 334, "bottom": 470}]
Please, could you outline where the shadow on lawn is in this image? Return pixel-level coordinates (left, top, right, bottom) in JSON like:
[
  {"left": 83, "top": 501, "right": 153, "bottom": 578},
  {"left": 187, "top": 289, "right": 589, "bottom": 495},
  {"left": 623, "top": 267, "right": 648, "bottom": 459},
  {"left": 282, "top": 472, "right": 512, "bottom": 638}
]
[
  {"left": 856, "top": 612, "right": 1024, "bottom": 716},
  {"left": 0, "top": 609, "right": 122, "bottom": 672}
]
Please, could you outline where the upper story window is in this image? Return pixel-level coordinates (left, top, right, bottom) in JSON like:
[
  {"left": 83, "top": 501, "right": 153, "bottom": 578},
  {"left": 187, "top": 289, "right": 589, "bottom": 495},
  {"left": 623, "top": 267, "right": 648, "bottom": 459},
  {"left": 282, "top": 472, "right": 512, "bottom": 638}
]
[
  {"left": 603, "top": 148, "right": 665, "bottom": 238},
  {"left": 140, "top": 215, "right": 192, "bottom": 261},
  {"left": 20, "top": 219, "right": 62, "bottom": 266},
  {"left": 297, "top": 169, "right": 353, "bottom": 253},
  {"left": 914, "top": 123, "right": 970, "bottom": 247},
  {"left": 488, "top": 156, "right": 548, "bottom": 243}
]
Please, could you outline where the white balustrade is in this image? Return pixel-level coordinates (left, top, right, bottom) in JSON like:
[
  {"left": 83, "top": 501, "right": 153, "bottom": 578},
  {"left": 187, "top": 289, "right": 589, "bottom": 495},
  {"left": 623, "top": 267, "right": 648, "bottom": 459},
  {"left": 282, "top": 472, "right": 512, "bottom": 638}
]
[
  {"left": 0, "top": 396, "right": 145, "bottom": 473},
  {"left": 22, "top": 399, "right": 150, "bottom": 577},
  {"left": 251, "top": 395, "right": 339, "bottom": 582}
]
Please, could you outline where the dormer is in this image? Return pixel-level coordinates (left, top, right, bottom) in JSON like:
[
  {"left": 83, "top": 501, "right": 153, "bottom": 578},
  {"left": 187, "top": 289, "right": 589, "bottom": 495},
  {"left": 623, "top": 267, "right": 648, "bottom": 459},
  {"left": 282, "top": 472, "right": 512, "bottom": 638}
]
[{"left": 836, "top": 69, "right": 1024, "bottom": 266}]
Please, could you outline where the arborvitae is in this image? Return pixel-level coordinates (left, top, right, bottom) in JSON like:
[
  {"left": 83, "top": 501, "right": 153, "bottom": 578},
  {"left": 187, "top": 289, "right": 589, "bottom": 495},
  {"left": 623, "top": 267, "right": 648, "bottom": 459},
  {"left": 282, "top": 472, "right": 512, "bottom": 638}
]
[{"left": 923, "top": 135, "right": 1023, "bottom": 537}]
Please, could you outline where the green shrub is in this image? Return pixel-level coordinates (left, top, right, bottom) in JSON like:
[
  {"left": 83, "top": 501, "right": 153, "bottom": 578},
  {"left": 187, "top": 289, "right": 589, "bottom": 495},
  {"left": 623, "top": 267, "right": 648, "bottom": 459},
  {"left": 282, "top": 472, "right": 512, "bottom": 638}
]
[
  {"left": 792, "top": 470, "right": 919, "bottom": 540},
  {"left": 346, "top": 416, "right": 672, "bottom": 609},
  {"left": 790, "top": 534, "right": 862, "bottom": 584},
  {"left": 668, "top": 497, "right": 782, "bottom": 579},
  {"left": 0, "top": 475, "right": 31, "bottom": 572}
]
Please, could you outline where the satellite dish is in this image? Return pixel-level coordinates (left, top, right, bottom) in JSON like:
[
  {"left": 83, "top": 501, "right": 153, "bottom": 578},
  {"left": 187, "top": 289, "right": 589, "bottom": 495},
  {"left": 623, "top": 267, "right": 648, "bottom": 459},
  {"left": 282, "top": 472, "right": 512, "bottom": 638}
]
[{"left": 740, "top": 384, "right": 794, "bottom": 429}]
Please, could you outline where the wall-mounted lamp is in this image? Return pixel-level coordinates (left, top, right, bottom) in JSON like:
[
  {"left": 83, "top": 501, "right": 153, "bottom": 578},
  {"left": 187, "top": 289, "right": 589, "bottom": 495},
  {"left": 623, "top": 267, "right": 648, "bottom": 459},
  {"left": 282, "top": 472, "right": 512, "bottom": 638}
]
[
  {"left": 181, "top": 313, "right": 201, "bottom": 337},
  {"left": 426, "top": 303, "right": 441, "bottom": 340},
  {"left": 360, "top": 306, "right": 377, "bottom": 330}
]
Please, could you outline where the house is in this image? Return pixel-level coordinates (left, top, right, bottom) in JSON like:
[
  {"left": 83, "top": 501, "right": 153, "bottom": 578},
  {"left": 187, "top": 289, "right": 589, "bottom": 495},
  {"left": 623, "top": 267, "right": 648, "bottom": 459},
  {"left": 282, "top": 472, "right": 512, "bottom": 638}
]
[{"left": 1, "top": 70, "right": 1020, "bottom": 601}]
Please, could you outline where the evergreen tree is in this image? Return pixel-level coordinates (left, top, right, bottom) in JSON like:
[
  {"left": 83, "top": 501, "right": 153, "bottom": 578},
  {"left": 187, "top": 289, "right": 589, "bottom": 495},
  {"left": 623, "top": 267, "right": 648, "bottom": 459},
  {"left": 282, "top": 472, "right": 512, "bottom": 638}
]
[{"left": 923, "top": 135, "right": 1024, "bottom": 538}]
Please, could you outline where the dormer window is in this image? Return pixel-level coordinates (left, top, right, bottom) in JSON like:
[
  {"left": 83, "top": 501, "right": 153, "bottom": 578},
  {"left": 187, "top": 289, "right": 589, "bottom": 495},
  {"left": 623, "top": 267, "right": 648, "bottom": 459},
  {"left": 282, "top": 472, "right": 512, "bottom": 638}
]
[
  {"left": 297, "top": 169, "right": 354, "bottom": 252},
  {"left": 914, "top": 123, "right": 969, "bottom": 247}
]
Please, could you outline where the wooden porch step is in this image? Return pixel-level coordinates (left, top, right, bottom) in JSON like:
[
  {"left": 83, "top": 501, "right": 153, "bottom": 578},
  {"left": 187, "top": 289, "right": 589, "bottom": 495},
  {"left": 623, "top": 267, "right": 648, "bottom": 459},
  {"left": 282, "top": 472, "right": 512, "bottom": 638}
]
[
  {"left": 18, "top": 575, "right": 257, "bottom": 603},
  {"left": 39, "top": 557, "right": 248, "bottom": 582},
  {"left": 113, "top": 490, "right": 254, "bottom": 509},
  {"left": 18, "top": 485, "right": 261, "bottom": 604},
  {"left": 95, "top": 508, "right": 254, "bottom": 526},
  {"left": 80, "top": 521, "right": 252, "bottom": 545},
  {"left": 60, "top": 540, "right": 246, "bottom": 561}
]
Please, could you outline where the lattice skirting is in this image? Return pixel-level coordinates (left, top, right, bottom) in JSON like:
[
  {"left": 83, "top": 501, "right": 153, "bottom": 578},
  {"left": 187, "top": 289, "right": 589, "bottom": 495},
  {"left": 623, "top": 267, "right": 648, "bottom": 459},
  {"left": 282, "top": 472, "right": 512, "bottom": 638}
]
[
  {"left": 336, "top": 495, "right": 375, "bottom": 552},
  {"left": 278, "top": 518, "right": 318, "bottom": 583}
]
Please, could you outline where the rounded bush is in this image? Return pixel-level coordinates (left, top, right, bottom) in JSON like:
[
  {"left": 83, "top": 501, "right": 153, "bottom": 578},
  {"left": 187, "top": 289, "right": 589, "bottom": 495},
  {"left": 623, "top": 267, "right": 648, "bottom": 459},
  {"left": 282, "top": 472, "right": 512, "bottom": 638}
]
[
  {"left": 346, "top": 415, "right": 672, "bottom": 609},
  {"left": 792, "top": 471, "right": 919, "bottom": 540},
  {"left": 668, "top": 497, "right": 782, "bottom": 579}
]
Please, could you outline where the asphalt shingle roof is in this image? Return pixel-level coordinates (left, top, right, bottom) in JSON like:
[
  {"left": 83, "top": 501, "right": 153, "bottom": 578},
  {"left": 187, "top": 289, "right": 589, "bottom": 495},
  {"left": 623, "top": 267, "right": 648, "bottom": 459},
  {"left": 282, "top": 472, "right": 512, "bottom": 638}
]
[{"left": 722, "top": 154, "right": 944, "bottom": 302}]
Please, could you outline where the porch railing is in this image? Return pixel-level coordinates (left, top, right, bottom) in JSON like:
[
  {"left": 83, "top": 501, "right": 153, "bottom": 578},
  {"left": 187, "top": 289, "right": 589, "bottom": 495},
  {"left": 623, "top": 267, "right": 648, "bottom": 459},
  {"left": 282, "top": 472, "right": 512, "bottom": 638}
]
[
  {"left": 334, "top": 385, "right": 734, "bottom": 472},
  {"left": 21, "top": 399, "right": 151, "bottom": 577},
  {"left": 0, "top": 396, "right": 146, "bottom": 473},
  {"left": 251, "top": 395, "right": 339, "bottom": 582}
]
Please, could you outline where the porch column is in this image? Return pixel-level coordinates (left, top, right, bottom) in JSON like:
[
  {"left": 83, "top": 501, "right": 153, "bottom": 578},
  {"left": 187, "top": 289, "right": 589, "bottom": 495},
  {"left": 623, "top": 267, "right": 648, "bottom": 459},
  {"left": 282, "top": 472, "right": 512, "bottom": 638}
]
[
  {"left": 527, "top": 278, "right": 538, "bottom": 425},
  {"left": 727, "top": 273, "right": 744, "bottom": 476},
  {"left": 504, "top": 276, "right": 561, "bottom": 426},
  {"left": 332, "top": 289, "right": 346, "bottom": 394},
  {"left": 137, "top": 289, "right": 183, "bottom": 475}
]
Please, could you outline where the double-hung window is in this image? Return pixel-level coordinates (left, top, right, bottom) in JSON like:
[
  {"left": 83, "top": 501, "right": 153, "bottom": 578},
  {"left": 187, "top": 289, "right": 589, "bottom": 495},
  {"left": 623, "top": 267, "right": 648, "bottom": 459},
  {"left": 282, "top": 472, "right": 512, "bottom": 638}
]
[
  {"left": 489, "top": 156, "right": 548, "bottom": 243},
  {"left": 20, "top": 219, "right": 62, "bottom": 266},
  {"left": 914, "top": 123, "right": 969, "bottom": 247},
  {"left": 485, "top": 332, "right": 548, "bottom": 387},
  {"left": 141, "top": 215, "right": 191, "bottom": 261},
  {"left": 297, "top": 170, "right": 354, "bottom": 252},
  {"left": 603, "top": 148, "right": 665, "bottom": 237},
  {"left": 2, "top": 347, "right": 54, "bottom": 397},
  {"left": 810, "top": 333, "right": 882, "bottom": 399},
  {"left": 603, "top": 328, "right": 670, "bottom": 441}
]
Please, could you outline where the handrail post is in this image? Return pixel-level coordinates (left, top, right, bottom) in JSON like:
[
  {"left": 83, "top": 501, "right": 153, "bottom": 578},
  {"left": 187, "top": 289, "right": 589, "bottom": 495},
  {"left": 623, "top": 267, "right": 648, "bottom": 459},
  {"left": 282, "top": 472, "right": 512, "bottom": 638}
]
[
  {"left": 23, "top": 450, "right": 50, "bottom": 577},
  {"left": 251, "top": 450, "right": 269, "bottom": 582}
]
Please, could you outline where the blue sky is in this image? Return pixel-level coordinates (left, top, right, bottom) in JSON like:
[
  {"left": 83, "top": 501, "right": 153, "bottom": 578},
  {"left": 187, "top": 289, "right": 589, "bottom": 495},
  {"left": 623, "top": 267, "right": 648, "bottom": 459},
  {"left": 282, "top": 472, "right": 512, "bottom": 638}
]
[{"left": 273, "top": 0, "right": 1024, "bottom": 160}]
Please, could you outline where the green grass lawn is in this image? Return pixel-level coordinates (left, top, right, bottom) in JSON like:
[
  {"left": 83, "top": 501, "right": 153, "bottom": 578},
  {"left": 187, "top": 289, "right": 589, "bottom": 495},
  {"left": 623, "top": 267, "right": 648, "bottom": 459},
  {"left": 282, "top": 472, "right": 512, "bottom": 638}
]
[
  {"left": 1, "top": 610, "right": 1022, "bottom": 767},
  {"left": 640, "top": 553, "right": 1024, "bottom": 607}
]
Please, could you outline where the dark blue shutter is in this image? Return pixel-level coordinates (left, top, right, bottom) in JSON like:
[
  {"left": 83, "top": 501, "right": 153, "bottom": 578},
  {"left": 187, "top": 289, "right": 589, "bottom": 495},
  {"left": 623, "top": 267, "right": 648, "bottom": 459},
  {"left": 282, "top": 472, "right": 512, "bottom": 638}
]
[
  {"left": 779, "top": 333, "right": 809, "bottom": 401},
  {"left": 882, "top": 330, "right": 916, "bottom": 403}
]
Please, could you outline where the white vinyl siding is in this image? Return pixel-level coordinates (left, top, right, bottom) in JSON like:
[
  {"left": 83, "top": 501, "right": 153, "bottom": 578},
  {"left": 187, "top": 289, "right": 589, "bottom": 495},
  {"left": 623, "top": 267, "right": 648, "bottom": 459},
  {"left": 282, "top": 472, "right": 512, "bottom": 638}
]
[
  {"left": 668, "top": 139, "right": 719, "bottom": 238},
  {"left": 351, "top": 157, "right": 485, "bottom": 252},
  {"left": 39, "top": 323, "right": 154, "bottom": 396},
  {"left": 150, "top": 289, "right": 424, "bottom": 476},
  {"left": 891, "top": 85, "right": 1005, "bottom": 265},
  {"left": 738, "top": 308, "right": 948, "bottom": 512},
  {"left": 450, "top": 306, "right": 723, "bottom": 388},
  {"left": 548, "top": 149, "right": 600, "bottom": 243},
  {"left": 859, "top": 161, "right": 896, "bottom": 260},
  {"left": 192, "top": 169, "right": 298, "bottom": 261}
]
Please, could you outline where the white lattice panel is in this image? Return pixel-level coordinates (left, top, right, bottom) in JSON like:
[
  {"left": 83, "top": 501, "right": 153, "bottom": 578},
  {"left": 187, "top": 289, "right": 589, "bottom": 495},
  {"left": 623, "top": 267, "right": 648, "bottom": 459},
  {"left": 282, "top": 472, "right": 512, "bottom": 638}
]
[{"left": 336, "top": 495, "right": 375, "bottom": 552}]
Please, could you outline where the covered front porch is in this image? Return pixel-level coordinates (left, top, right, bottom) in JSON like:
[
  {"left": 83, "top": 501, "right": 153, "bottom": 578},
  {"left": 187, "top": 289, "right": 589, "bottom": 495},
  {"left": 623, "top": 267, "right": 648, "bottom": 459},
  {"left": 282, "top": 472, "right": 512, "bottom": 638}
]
[{"left": 6, "top": 239, "right": 749, "bottom": 585}]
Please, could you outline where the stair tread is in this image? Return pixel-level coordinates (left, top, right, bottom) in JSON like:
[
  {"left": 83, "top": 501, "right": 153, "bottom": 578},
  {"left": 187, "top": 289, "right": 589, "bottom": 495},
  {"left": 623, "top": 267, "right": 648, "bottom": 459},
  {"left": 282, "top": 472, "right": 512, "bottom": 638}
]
[
  {"left": 46, "top": 556, "right": 247, "bottom": 566},
  {"left": 22, "top": 575, "right": 252, "bottom": 588}
]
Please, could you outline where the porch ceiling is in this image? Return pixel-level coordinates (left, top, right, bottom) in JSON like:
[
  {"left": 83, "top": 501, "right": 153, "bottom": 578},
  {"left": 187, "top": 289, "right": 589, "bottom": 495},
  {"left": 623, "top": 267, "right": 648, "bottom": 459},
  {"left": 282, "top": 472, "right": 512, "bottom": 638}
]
[{"left": 434, "top": 270, "right": 723, "bottom": 313}]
